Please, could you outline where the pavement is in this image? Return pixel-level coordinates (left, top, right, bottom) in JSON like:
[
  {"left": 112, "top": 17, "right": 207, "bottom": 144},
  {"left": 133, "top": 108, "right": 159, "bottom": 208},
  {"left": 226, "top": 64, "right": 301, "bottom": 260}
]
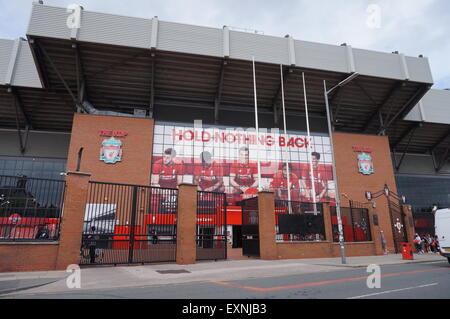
[{"left": 0, "top": 253, "right": 445, "bottom": 297}]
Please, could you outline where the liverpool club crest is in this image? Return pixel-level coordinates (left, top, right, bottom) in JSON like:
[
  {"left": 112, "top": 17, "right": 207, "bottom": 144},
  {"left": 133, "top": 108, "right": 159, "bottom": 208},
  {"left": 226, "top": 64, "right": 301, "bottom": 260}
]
[
  {"left": 358, "top": 153, "right": 374, "bottom": 175},
  {"left": 100, "top": 137, "right": 123, "bottom": 164}
]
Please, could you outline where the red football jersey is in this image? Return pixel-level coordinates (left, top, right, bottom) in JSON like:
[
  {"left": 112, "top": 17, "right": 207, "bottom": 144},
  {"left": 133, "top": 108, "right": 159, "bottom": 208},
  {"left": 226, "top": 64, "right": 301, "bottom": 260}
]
[
  {"left": 152, "top": 161, "right": 183, "bottom": 188},
  {"left": 230, "top": 162, "right": 258, "bottom": 187},
  {"left": 270, "top": 171, "right": 300, "bottom": 201},
  {"left": 270, "top": 171, "right": 300, "bottom": 189},
  {"left": 194, "top": 163, "right": 222, "bottom": 190},
  {"left": 301, "top": 165, "right": 327, "bottom": 195}
]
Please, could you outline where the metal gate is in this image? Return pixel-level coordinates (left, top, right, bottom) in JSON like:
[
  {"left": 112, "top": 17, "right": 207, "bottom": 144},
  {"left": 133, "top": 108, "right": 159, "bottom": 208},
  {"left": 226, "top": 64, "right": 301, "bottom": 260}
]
[
  {"left": 0, "top": 175, "right": 65, "bottom": 241},
  {"left": 388, "top": 199, "right": 408, "bottom": 254},
  {"left": 196, "top": 191, "right": 227, "bottom": 261},
  {"left": 240, "top": 197, "right": 260, "bottom": 257},
  {"left": 80, "top": 181, "right": 178, "bottom": 266}
]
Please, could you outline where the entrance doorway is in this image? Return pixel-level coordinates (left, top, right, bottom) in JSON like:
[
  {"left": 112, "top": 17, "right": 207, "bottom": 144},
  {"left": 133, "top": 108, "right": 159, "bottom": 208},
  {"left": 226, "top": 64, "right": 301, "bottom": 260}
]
[
  {"left": 196, "top": 191, "right": 227, "bottom": 261},
  {"left": 232, "top": 225, "right": 242, "bottom": 248},
  {"left": 240, "top": 197, "right": 260, "bottom": 258},
  {"left": 197, "top": 226, "right": 215, "bottom": 249}
]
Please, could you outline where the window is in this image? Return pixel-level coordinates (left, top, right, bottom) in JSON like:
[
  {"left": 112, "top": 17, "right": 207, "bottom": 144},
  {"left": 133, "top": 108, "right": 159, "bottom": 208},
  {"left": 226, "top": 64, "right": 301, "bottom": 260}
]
[{"left": 396, "top": 175, "right": 450, "bottom": 213}]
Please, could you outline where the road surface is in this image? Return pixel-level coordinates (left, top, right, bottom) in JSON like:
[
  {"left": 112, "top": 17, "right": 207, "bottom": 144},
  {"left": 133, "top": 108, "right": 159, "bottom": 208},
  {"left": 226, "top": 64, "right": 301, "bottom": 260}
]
[{"left": 2, "top": 260, "right": 449, "bottom": 299}]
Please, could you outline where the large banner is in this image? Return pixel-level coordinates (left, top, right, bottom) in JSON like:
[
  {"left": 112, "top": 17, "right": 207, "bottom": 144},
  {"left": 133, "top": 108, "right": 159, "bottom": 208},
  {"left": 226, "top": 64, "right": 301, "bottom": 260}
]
[{"left": 151, "top": 123, "right": 336, "bottom": 205}]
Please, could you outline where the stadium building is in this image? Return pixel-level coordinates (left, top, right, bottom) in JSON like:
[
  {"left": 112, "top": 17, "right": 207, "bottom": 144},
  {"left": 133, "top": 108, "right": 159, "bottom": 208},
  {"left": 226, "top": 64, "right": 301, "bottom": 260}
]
[{"left": 0, "top": 2, "right": 449, "bottom": 271}]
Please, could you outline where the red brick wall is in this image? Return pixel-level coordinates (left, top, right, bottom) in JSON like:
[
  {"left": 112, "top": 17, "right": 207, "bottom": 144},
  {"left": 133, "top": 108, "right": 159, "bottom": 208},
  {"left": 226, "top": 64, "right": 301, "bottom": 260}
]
[
  {"left": 258, "top": 192, "right": 278, "bottom": 260},
  {"left": 277, "top": 242, "right": 334, "bottom": 259},
  {"left": 0, "top": 244, "right": 58, "bottom": 272},
  {"left": 276, "top": 242, "right": 376, "bottom": 259},
  {"left": 66, "top": 114, "right": 154, "bottom": 185},
  {"left": 333, "top": 132, "right": 398, "bottom": 253},
  {"left": 176, "top": 184, "right": 198, "bottom": 265},
  {"left": 331, "top": 243, "right": 377, "bottom": 257}
]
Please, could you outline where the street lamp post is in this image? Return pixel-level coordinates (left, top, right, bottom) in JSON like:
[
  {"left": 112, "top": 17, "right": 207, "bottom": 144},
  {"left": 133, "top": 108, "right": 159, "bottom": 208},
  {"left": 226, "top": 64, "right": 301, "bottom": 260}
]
[{"left": 323, "top": 72, "right": 359, "bottom": 265}]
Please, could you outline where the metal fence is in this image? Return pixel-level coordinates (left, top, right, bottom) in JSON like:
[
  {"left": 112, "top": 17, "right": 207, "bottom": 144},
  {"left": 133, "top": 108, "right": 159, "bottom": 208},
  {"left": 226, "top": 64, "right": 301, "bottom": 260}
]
[
  {"left": 80, "top": 181, "right": 178, "bottom": 265},
  {"left": 275, "top": 201, "right": 325, "bottom": 242},
  {"left": 387, "top": 199, "right": 407, "bottom": 253},
  {"left": 196, "top": 191, "right": 227, "bottom": 261},
  {"left": 330, "top": 204, "right": 372, "bottom": 243},
  {"left": 0, "top": 175, "right": 65, "bottom": 241}
]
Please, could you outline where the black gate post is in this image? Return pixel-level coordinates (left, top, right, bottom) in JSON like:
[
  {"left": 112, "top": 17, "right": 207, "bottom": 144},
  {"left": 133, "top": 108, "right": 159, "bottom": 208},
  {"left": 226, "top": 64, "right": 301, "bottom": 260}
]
[
  {"left": 401, "top": 211, "right": 408, "bottom": 243},
  {"left": 350, "top": 200, "right": 357, "bottom": 242},
  {"left": 128, "top": 186, "right": 138, "bottom": 264},
  {"left": 224, "top": 193, "right": 227, "bottom": 260},
  {"left": 387, "top": 199, "right": 397, "bottom": 253}
]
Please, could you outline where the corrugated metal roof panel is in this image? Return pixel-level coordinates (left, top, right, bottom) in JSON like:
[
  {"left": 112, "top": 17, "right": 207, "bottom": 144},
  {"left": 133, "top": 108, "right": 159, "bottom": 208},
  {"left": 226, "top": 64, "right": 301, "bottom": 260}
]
[
  {"left": 229, "top": 31, "right": 289, "bottom": 65},
  {"left": 78, "top": 11, "right": 152, "bottom": 48},
  {"left": 406, "top": 89, "right": 450, "bottom": 125},
  {"left": 295, "top": 40, "right": 348, "bottom": 73},
  {"left": 27, "top": 4, "right": 71, "bottom": 40},
  {"left": 353, "top": 48, "right": 405, "bottom": 80},
  {"left": 405, "top": 56, "right": 434, "bottom": 84},
  {"left": 11, "top": 40, "right": 42, "bottom": 88},
  {"left": 26, "top": 3, "right": 434, "bottom": 85},
  {"left": 158, "top": 21, "right": 222, "bottom": 57},
  {"left": 0, "top": 39, "right": 14, "bottom": 85}
]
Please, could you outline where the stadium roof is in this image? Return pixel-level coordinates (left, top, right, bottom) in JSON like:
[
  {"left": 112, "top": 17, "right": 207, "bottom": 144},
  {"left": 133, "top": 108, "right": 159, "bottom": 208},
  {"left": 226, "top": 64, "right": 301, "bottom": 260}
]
[
  {"left": 391, "top": 89, "right": 450, "bottom": 172},
  {"left": 2, "top": 2, "right": 448, "bottom": 164}
]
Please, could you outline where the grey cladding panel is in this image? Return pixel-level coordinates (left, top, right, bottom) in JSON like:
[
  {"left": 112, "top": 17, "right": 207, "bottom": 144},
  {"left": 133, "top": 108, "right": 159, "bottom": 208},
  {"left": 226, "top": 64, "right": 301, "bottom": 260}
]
[
  {"left": 353, "top": 48, "right": 404, "bottom": 80},
  {"left": 0, "top": 39, "right": 14, "bottom": 85},
  {"left": 79, "top": 11, "right": 152, "bottom": 48},
  {"left": 25, "top": 4, "right": 434, "bottom": 84},
  {"left": 229, "top": 31, "right": 289, "bottom": 64},
  {"left": 294, "top": 40, "right": 348, "bottom": 73},
  {"left": 405, "top": 56, "right": 434, "bottom": 84},
  {"left": 406, "top": 90, "right": 450, "bottom": 125},
  {"left": 27, "top": 4, "right": 72, "bottom": 39},
  {"left": 11, "top": 41, "right": 42, "bottom": 88},
  {"left": 404, "top": 105, "right": 423, "bottom": 122},
  {"left": 158, "top": 21, "right": 222, "bottom": 57}
]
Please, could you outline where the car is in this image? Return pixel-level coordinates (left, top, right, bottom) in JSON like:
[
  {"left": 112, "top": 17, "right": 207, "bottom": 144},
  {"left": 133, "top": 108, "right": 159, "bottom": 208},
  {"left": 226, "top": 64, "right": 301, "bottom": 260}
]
[{"left": 435, "top": 208, "right": 450, "bottom": 264}]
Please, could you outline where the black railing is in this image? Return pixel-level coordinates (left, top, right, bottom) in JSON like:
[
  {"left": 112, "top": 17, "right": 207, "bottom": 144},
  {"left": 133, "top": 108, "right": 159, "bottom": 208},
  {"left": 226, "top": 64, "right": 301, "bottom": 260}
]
[
  {"left": 196, "top": 191, "right": 227, "bottom": 261},
  {"left": 0, "top": 175, "right": 65, "bottom": 241},
  {"left": 275, "top": 200, "right": 325, "bottom": 242},
  {"left": 330, "top": 205, "right": 372, "bottom": 243},
  {"left": 80, "top": 181, "right": 178, "bottom": 265}
]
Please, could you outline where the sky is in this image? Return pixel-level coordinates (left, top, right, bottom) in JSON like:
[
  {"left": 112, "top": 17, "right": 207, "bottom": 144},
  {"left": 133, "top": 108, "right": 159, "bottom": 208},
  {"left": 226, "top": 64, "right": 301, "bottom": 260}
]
[{"left": 0, "top": 0, "right": 449, "bottom": 89}]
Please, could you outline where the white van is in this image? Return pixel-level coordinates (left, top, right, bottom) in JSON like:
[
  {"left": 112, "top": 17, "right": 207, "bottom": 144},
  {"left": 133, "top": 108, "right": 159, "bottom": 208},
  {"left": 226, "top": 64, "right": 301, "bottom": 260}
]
[{"left": 435, "top": 209, "right": 450, "bottom": 264}]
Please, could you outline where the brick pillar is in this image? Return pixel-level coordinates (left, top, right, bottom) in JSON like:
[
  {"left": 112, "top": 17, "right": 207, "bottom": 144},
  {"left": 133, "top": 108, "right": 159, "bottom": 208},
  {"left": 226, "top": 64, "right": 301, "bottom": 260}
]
[
  {"left": 368, "top": 204, "right": 384, "bottom": 255},
  {"left": 55, "top": 171, "right": 91, "bottom": 270},
  {"left": 258, "top": 192, "right": 278, "bottom": 260},
  {"left": 402, "top": 204, "right": 415, "bottom": 244},
  {"left": 176, "top": 184, "right": 197, "bottom": 265},
  {"left": 322, "top": 202, "right": 333, "bottom": 242}
]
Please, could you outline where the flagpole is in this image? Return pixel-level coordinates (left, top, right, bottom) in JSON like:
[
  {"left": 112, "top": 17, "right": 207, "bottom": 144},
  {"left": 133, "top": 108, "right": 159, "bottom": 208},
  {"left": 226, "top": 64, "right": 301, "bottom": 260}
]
[
  {"left": 252, "top": 56, "right": 262, "bottom": 191},
  {"left": 302, "top": 72, "right": 317, "bottom": 212},
  {"left": 280, "top": 65, "right": 292, "bottom": 213}
]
